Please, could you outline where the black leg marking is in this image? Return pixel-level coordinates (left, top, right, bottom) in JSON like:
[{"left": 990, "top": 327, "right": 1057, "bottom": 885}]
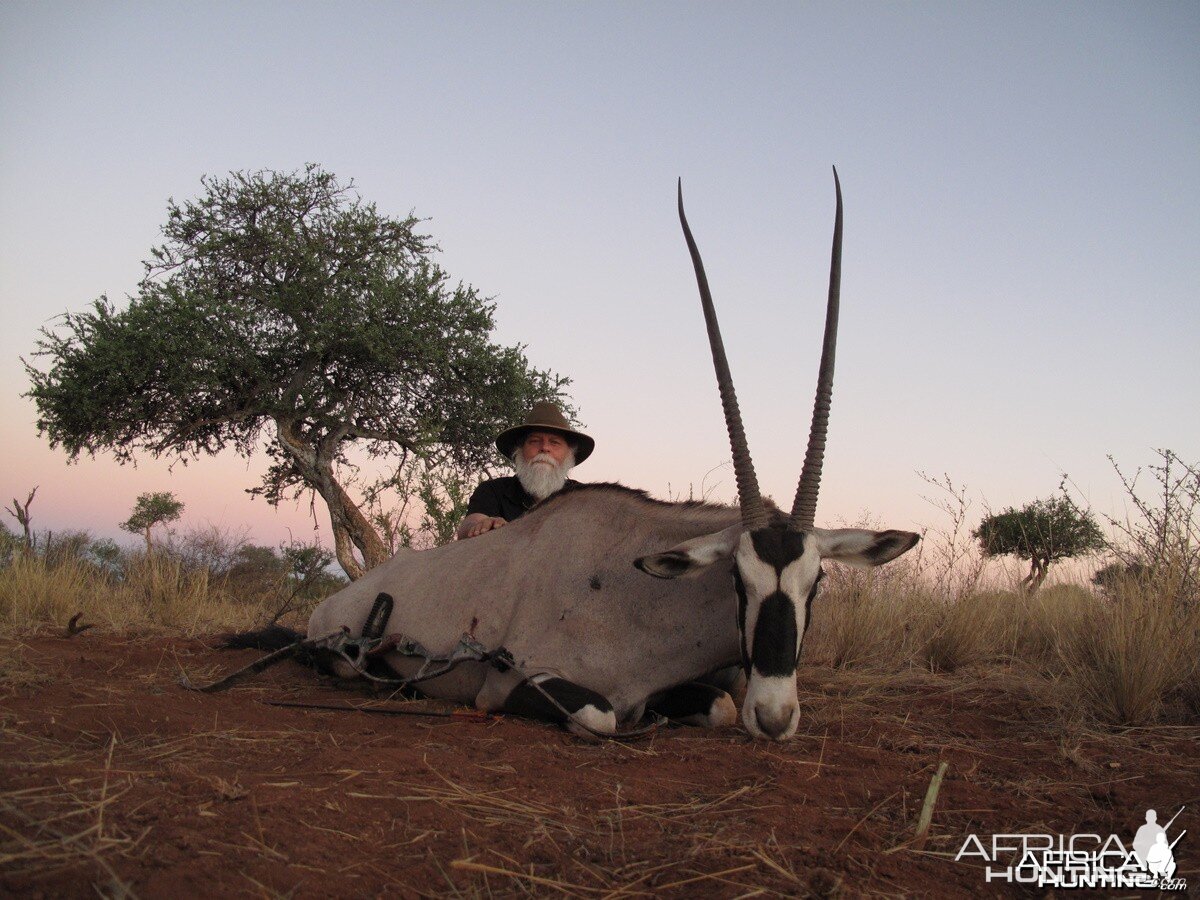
[
  {"left": 502, "top": 677, "right": 613, "bottom": 726},
  {"left": 649, "top": 682, "right": 731, "bottom": 724}
]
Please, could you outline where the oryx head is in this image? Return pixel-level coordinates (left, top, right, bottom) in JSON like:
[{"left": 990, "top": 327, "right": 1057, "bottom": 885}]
[{"left": 635, "top": 172, "right": 919, "bottom": 741}]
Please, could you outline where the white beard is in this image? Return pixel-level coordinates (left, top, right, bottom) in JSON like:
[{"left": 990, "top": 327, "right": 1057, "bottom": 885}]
[{"left": 513, "top": 449, "right": 575, "bottom": 501}]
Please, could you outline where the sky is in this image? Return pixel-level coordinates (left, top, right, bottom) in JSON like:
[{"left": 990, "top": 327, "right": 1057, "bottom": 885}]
[{"left": 1, "top": 2, "right": 1197, "bottom": 554}]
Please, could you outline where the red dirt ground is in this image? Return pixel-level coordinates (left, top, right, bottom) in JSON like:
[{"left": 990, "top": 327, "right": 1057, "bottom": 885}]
[{"left": 2, "top": 632, "right": 1196, "bottom": 898}]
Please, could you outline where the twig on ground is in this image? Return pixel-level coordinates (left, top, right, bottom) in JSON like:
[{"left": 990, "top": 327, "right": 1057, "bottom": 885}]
[{"left": 913, "top": 761, "right": 949, "bottom": 850}]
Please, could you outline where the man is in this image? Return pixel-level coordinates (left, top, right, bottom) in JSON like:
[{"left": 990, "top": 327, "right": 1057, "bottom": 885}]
[{"left": 456, "top": 402, "right": 594, "bottom": 539}]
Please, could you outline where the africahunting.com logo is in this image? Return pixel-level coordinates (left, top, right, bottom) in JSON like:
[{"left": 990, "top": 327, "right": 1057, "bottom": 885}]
[{"left": 956, "top": 806, "right": 1187, "bottom": 890}]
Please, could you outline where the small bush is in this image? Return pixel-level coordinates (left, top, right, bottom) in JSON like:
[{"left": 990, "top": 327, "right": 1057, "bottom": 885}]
[{"left": 1058, "top": 572, "right": 1198, "bottom": 724}]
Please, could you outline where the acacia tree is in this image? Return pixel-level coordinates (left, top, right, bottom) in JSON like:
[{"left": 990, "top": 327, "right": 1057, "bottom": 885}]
[
  {"left": 26, "top": 166, "right": 568, "bottom": 579},
  {"left": 973, "top": 496, "right": 1105, "bottom": 592},
  {"left": 120, "top": 491, "right": 184, "bottom": 554}
]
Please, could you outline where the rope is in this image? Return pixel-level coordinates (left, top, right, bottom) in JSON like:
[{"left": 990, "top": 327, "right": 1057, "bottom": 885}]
[{"left": 180, "top": 627, "right": 662, "bottom": 741}]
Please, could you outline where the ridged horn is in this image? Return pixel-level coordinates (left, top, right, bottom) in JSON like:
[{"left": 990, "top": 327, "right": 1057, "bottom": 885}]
[
  {"left": 678, "top": 179, "right": 768, "bottom": 531},
  {"left": 790, "top": 167, "right": 843, "bottom": 531}
]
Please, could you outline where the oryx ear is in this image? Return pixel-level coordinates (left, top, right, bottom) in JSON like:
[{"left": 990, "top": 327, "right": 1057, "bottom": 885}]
[
  {"left": 634, "top": 525, "right": 742, "bottom": 579},
  {"left": 812, "top": 528, "right": 920, "bottom": 567}
]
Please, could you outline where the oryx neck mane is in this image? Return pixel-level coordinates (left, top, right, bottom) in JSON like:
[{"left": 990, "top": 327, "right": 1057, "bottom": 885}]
[{"left": 530, "top": 480, "right": 783, "bottom": 527}]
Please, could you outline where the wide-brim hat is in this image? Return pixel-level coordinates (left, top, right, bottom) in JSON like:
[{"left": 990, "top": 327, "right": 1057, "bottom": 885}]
[{"left": 496, "top": 401, "right": 594, "bottom": 465}]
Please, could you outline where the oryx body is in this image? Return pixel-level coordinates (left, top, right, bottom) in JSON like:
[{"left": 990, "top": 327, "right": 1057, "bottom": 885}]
[
  {"left": 307, "top": 484, "right": 746, "bottom": 727},
  {"left": 285, "top": 170, "right": 921, "bottom": 740}
]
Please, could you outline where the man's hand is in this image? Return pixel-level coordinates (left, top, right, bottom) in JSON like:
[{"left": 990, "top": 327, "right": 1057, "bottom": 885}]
[{"left": 458, "top": 514, "right": 508, "bottom": 539}]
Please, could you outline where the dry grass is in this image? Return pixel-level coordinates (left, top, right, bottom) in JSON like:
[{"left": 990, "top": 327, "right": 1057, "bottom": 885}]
[
  {"left": 376, "top": 755, "right": 795, "bottom": 896},
  {"left": 0, "top": 642, "right": 53, "bottom": 692},
  {"left": 0, "top": 741, "right": 143, "bottom": 892},
  {"left": 1057, "top": 572, "right": 1200, "bottom": 724},
  {"left": 805, "top": 565, "right": 1199, "bottom": 727},
  {"left": 0, "top": 553, "right": 276, "bottom": 637},
  {"left": 400, "top": 766, "right": 585, "bottom": 841},
  {"left": 438, "top": 773, "right": 787, "bottom": 897},
  {"left": 3, "top": 526, "right": 1198, "bottom": 728}
]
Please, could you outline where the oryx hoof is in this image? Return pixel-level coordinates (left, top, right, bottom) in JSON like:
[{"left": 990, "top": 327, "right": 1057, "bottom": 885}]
[{"left": 564, "top": 705, "right": 618, "bottom": 741}]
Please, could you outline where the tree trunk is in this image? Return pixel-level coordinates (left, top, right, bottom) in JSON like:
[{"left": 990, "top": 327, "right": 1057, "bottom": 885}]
[
  {"left": 1032, "top": 556, "right": 1050, "bottom": 593},
  {"left": 322, "top": 476, "right": 391, "bottom": 580},
  {"left": 144, "top": 527, "right": 153, "bottom": 556},
  {"left": 1023, "top": 556, "right": 1050, "bottom": 594},
  {"left": 7, "top": 487, "right": 37, "bottom": 557},
  {"left": 275, "top": 419, "right": 390, "bottom": 580}
]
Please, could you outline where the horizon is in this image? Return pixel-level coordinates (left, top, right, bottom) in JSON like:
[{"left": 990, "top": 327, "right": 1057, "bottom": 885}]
[{"left": 2, "top": 3, "right": 1196, "bottom": 560}]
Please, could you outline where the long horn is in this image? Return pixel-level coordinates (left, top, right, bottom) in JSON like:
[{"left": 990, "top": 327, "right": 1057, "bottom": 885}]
[
  {"left": 790, "top": 167, "right": 843, "bottom": 531},
  {"left": 678, "top": 179, "right": 768, "bottom": 530}
]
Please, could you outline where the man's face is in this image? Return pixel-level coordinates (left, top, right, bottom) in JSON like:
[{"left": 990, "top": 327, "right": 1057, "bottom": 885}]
[{"left": 521, "top": 431, "right": 571, "bottom": 466}]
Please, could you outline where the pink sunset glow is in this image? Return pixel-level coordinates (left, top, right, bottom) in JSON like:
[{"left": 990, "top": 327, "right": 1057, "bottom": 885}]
[{"left": 2, "top": 4, "right": 1196, "bottom": 564}]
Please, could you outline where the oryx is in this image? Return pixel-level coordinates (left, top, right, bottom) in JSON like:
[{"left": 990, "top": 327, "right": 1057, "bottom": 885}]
[{"left": 252, "top": 172, "right": 918, "bottom": 740}]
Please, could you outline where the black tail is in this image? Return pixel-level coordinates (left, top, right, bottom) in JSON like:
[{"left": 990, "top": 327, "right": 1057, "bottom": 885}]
[
  {"left": 219, "top": 625, "right": 304, "bottom": 652},
  {"left": 219, "top": 625, "right": 331, "bottom": 672},
  {"left": 219, "top": 606, "right": 413, "bottom": 691}
]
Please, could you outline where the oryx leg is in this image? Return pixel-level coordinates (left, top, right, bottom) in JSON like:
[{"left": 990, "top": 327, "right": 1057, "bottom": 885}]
[
  {"left": 648, "top": 681, "right": 738, "bottom": 728},
  {"left": 697, "top": 664, "right": 747, "bottom": 698},
  {"left": 475, "top": 668, "right": 617, "bottom": 738}
]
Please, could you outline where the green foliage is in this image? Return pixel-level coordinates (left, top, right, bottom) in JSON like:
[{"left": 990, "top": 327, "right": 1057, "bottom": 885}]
[
  {"left": 974, "top": 496, "right": 1105, "bottom": 562},
  {"left": 267, "top": 539, "right": 342, "bottom": 623},
  {"left": 0, "top": 522, "right": 19, "bottom": 568},
  {"left": 280, "top": 540, "right": 337, "bottom": 587},
  {"left": 121, "top": 491, "right": 185, "bottom": 533},
  {"left": 87, "top": 538, "right": 123, "bottom": 575},
  {"left": 411, "top": 466, "right": 473, "bottom": 549},
  {"left": 25, "top": 165, "right": 569, "bottom": 577},
  {"left": 39, "top": 530, "right": 96, "bottom": 568},
  {"left": 369, "top": 459, "right": 476, "bottom": 551},
  {"left": 153, "top": 528, "right": 341, "bottom": 613},
  {"left": 225, "top": 544, "right": 291, "bottom": 597},
  {"left": 119, "top": 491, "right": 184, "bottom": 551},
  {"left": 973, "top": 496, "right": 1105, "bottom": 591}
]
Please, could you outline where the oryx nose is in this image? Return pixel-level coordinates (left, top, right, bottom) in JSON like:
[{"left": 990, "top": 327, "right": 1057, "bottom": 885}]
[{"left": 753, "top": 703, "right": 796, "bottom": 741}]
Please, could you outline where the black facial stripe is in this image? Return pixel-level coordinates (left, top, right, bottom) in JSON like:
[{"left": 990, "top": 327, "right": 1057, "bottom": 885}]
[
  {"left": 801, "top": 567, "right": 823, "bottom": 647},
  {"left": 733, "top": 568, "right": 750, "bottom": 675},
  {"left": 751, "top": 591, "right": 799, "bottom": 678},
  {"left": 749, "top": 528, "right": 808, "bottom": 574},
  {"left": 794, "top": 568, "right": 826, "bottom": 666}
]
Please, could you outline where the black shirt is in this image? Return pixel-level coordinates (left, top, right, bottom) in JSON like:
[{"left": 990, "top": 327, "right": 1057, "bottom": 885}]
[{"left": 465, "top": 476, "right": 581, "bottom": 523}]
